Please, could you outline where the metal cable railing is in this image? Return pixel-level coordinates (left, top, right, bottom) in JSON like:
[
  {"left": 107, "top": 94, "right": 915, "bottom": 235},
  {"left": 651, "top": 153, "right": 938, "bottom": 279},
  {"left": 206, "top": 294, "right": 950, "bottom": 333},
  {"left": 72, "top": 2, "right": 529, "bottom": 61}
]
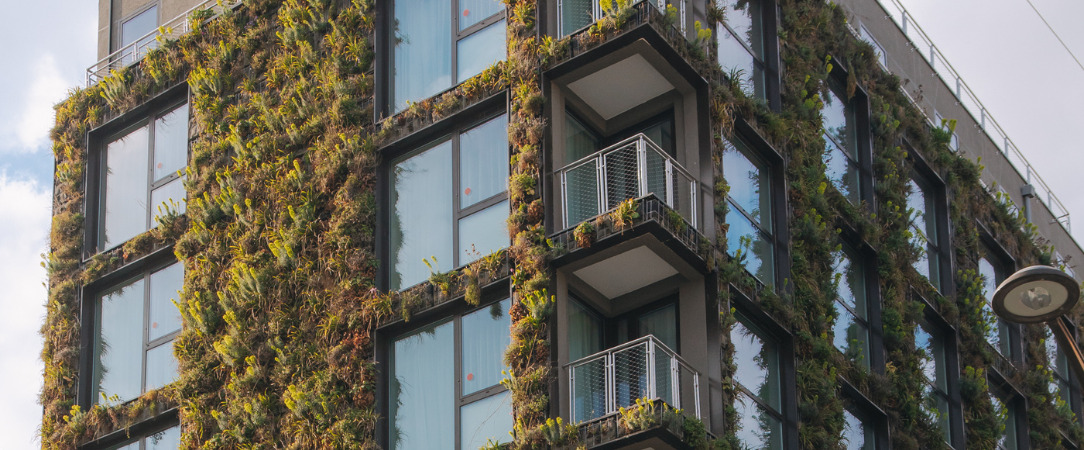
[
  {"left": 567, "top": 335, "right": 702, "bottom": 423},
  {"left": 87, "top": 0, "right": 240, "bottom": 86},
  {"left": 558, "top": 133, "right": 699, "bottom": 230},
  {"left": 875, "top": 0, "right": 1071, "bottom": 233},
  {"left": 558, "top": 0, "right": 687, "bottom": 37}
]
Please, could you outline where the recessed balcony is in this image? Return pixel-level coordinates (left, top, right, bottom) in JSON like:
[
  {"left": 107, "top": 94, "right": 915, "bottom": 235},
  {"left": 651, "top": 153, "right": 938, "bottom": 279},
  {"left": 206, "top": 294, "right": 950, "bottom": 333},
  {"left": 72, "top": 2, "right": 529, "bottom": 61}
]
[
  {"left": 558, "top": 0, "right": 687, "bottom": 37},
  {"left": 565, "top": 335, "right": 703, "bottom": 449}
]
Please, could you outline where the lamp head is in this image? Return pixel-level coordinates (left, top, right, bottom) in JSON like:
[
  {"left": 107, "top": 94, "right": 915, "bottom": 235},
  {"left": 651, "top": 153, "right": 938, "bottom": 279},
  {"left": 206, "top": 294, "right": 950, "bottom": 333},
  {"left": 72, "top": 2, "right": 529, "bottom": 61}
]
[{"left": 992, "top": 265, "right": 1080, "bottom": 324}]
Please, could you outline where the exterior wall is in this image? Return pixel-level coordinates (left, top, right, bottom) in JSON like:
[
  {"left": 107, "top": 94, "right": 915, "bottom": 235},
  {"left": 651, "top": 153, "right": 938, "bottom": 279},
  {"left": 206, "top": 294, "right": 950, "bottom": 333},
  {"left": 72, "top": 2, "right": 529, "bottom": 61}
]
[{"left": 95, "top": 0, "right": 206, "bottom": 60}]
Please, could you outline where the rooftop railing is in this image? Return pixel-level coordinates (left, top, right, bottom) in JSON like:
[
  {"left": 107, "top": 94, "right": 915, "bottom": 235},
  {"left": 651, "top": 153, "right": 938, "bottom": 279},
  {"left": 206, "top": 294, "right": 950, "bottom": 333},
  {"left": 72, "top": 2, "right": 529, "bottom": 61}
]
[
  {"left": 566, "top": 335, "right": 702, "bottom": 423},
  {"left": 558, "top": 0, "right": 686, "bottom": 37},
  {"left": 875, "top": 0, "right": 1071, "bottom": 233},
  {"left": 87, "top": 0, "right": 239, "bottom": 86},
  {"left": 558, "top": 133, "right": 700, "bottom": 230}
]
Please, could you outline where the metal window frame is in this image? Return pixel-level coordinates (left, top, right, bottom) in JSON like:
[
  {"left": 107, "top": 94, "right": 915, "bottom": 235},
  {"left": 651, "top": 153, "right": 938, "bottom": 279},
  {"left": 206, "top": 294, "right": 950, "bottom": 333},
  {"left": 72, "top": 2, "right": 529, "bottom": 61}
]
[{"left": 833, "top": 245, "right": 873, "bottom": 368}]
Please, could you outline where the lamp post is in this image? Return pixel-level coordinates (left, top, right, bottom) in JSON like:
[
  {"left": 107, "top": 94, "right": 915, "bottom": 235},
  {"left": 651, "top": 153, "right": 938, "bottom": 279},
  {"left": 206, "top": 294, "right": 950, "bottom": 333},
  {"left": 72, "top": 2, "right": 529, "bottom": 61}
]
[{"left": 991, "top": 265, "right": 1084, "bottom": 382}]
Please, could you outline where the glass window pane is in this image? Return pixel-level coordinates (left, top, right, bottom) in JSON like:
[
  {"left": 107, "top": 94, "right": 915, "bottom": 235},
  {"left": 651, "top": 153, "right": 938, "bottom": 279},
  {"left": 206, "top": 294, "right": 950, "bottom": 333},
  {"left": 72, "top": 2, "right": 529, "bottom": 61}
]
[
  {"left": 150, "top": 177, "right": 187, "bottom": 223},
  {"left": 392, "top": 0, "right": 451, "bottom": 112},
  {"left": 121, "top": 6, "right": 157, "bottom": 48},
  {"left": 564, "top": 159, "right": 600, "bottom": 226},
  {"left": 833, "top": 303, "right": 869, "bottom": 367},
  {"left": 821, "top": 86, "right": 856, "bottom": 160},
  {"left": 461, "top": 390, "right": 513, "bottom": 449},
  {"left": 456, "top": 20, "right": 506, "bottom": 83},
  {"left": 638, "top": 303, "right": 678, "bottom": 350},
  {"left": 390, "top": 321, "right": 455, "bottom": 450},
  {"left": 108, "top": 441, "right": 140, "bottom": 450},
  {"left": 146, "top": 425, "right": 181, "bottom": 450},
  {"left": 145, "top": 340, "right": 178, "bottom": 392},
  {"left": 153, "top": 103, "right": 189, "bottom": 182},
  {"left": 460, "top": 114, "right": 508, "bottom": 208},
  {"left": 103, "top": 125, "right": 151, "bottom": 249},
  {"left": 569, "top": 300, "right": 602, "bottom": 361},
  {"left": 561, "top": 0, "right": 594, "bottom": 35},
  {"left": 735, "top": 391, "right": 783, "bottom": 449},
  {"left": 459, "top": 0, "right": 503, "bottom": 31},
  {"left": 461, "top": 299, "right": 512, "bottom": 395},
  {"left": 732, "top": 320, "right": 780, "bottom": 410},
  {"left": 726, "top": 207, "right": 774, "bottom": 284},
  {"left": 458, "top": 200, "right": 509, "bottom": 265},
  {"left": 96, "top": 278, "right": 146, "bottom": 404},
  {"left": 842, "top": 409, "right": 872, "bottom": 450},
  {"left": 149, "top": 262, "right": 184, "bottom": 341},
  {"left": 390, "top": 141, "right": 454, "bottom": 290},
  {"left": 723, "top": 139, "right": 770, "bottom": 228},
  {"left": 565, "top": 113, "right": 598, "bottom": 163},
  {"left": 824, "top": 139, "right": 860, "bottom": 204}
]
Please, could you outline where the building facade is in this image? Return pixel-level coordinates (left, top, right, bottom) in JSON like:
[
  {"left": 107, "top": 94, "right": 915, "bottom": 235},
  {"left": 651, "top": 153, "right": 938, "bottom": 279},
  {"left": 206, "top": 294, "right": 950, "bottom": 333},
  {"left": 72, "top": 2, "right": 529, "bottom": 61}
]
[{"left": 43, "top": 0, "right": 1084, "bottom": 448}]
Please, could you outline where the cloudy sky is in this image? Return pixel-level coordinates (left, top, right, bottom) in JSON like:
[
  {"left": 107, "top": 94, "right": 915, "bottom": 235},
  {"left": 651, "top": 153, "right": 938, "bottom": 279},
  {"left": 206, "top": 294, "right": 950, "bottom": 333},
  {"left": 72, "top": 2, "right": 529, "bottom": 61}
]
[{"left": 1, "top": 0, "right": 1083, "bottom": 448}]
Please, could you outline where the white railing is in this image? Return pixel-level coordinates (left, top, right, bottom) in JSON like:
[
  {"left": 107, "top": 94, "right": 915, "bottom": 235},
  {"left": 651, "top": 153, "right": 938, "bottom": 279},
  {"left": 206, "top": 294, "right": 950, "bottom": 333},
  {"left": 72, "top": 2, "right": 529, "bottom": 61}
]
[
  {"left": 87, "top": 0, "right": 240, "bottom": 86},
  {"left": 567, "top": 335, "right": 702, "bottom": 423},
  {"left": 875, "top": 0, "right": 1071, "bottom": 233},
  {"left": 558, "top": 0, "right": 687, "bottom": 37},
  {"left": 558, "top": 133, "right": 699, "bottom": 230}
]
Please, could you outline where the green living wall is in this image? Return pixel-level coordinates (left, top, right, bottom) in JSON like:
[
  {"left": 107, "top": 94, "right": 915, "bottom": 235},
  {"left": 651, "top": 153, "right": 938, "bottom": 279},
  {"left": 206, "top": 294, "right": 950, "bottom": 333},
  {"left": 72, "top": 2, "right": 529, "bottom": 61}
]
[{"left": 40, "top": 0, "right": 1082, "bottom": 448}]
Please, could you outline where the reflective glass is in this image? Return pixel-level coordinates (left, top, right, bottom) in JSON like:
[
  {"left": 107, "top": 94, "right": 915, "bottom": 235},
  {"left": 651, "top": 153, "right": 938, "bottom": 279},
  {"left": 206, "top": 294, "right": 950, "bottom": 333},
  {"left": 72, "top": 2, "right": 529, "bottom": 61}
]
[
  {"left": 149, "top": 263, "right": 184, "bottom": 341},
  {"left": 96, "top": 278, "right": 145, "bottom": 404},
  {"left": 821, "top": 86, "right": 855, "bottom": 159},
  {"left": 153, "top": 103, "right": 189, "bottom": 181},
  {"left": 461, "top": 298, "right": 511, "bottom": 395},
  {"left": 461, "top": 391, "right": 513, "bottom": 449},
  {"left": 103, "top": 125, "right": 150, "bottom": 249},
  {"left": 150, "top": 177, "right": 186, "bottom": 223},
  {"left": 458, "top": 200, "right": 509, "bottom": 265},
  {"left": 723, "top": 139, "right": 770, "bottom": 227},
  {"left": 824, "top": 139, "right": 860, "bottom": 203},
  {"left": 390, "top": 141, "right": 454, "bottom": 290},
  {"left": 146, "top": 425, "right": 181, "bottom": 450},
  {"left": 833, "top": 303, "right": 869, "bottom": 367},
  {"left": 561, "top": 0, "right": 595, "bottom": 35},
  {"left": 842, "top": 409, "right": 873, "bottom": 450},
  {"left": 460, "top": 114, "right": 509, "bottom": 208},
  {"left": 109, "top": 441, "right": 139, "bottom": 450},
  {"left": 979, "top": 257, "right": 1012, "bottom": 357},
  {"left": 459, "top": 0, "right": 503, "bottom": 31},
  {"left": 735, "top": 391, "right": 783, "bottom": 449},
  {"left": 638, "top": 303, "right": 678, "bottom": 350},
  {"left": 716, "top": 0, "right": 765, "bottom": 97},
  {"left": 726, "top": 207, "right": 774, "bottom": 284},
  {"left": 457, "top": 20, "right": 506, "bottom": 83},
  {"left": 565, "top": 113, "right": 598, "bottom": 163},
  {"left": 121, "top": 6, "right": 158, "bottom": 62},
  {"left": 564, "top": 160, "right": 600, "bottom": 226},
  {"left": 732, "top": 320, "right": 780, "bottom": 410},
  {"left": 390, "top": 321, "right": 455, "bottom": 450},
  {"left": 392, "top": 0, "right": 451, "bottom": 112},
  {"left": 144, "top": 340, "right": 177, "bottom": 392},
  {"left": 569, "top": 300, "right": 602, "bottom": 361}
]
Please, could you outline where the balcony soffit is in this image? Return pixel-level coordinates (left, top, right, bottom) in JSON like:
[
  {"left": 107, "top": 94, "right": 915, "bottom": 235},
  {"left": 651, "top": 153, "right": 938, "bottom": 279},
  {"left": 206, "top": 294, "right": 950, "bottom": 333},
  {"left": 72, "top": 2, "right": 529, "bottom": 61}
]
[{"left": 566, "top": 53, "right": 675, "bottom": 120}]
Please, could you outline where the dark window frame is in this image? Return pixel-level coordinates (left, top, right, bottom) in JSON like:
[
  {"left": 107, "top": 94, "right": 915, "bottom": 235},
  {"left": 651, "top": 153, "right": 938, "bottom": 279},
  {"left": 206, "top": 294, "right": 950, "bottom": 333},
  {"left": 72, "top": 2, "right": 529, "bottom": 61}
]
[
  {"left": 567, "top": 291, "right": 682, "bottom": 354},
  {"left": 714, "top": 0, "right": 782, "bottom": 110},
  {"left": 84, "top": 88, "right": 189, "bottom": 257},
  {"left": 377, "top": 0, "right": 507, "bottom": 118},
  {"left": 988, "top": 369, "right": 1029, "bottom": 450},
  {"left": 839, "top": 379, "right": 890, "bottom": 450},
  {"left": 977, "top": 235, "right": 1021, "bottom": 364},
  {"left": 379, "top": 104, "right": 510, "bottom": 291},
  {"left": 375, "top": 281, "right": 512, "bottom": 449},
  {"left": 914, "top": 293, "right": 964, "bottom": 448},
  {"left": 832, "top": 240, "right": 884, "bottom": 371},
  {"left": 821, "top": 62, "right": 874, "bottom": 208},
  {"left": 906, "top": 149, "right": 952, "bottom": 296}
]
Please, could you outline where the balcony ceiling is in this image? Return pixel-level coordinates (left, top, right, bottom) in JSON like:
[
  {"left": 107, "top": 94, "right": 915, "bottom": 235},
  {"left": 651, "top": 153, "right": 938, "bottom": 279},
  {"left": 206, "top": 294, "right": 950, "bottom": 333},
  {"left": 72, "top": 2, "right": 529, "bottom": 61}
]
[
  {"left": 567, "top": 54, "right": 675, "bottom": 120},
  {"left": 572, "top": 245, "right": 679, "bottom": 298}
]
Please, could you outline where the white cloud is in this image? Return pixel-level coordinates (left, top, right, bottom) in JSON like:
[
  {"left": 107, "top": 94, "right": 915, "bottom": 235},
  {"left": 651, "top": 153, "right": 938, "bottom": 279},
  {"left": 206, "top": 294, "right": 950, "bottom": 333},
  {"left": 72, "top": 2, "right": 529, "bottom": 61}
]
[
  {"left": 14, "top": 55, "right": 69, "bottom": 152},
  {"left": 0, "top": 173, "right": 51, "bottom": 449}
]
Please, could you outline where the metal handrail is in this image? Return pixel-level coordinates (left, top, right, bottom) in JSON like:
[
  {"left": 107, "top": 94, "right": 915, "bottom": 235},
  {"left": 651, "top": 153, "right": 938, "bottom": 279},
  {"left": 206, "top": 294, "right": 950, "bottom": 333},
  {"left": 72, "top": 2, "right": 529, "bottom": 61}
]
[
  {"left": 566, "top": 334, "right": 702, "bottom": 422},
  {"left": 86, "top": 0, "right": 240, "bottom": 86},
  {"left": 558, "top": 0, "right": 687, "bottom": 37},
  {"left": 557, "top": 133, "right": 699, "bottom": 230},
  {"left": 875, "top": 0, "right": 1072, "bottom": 234}
]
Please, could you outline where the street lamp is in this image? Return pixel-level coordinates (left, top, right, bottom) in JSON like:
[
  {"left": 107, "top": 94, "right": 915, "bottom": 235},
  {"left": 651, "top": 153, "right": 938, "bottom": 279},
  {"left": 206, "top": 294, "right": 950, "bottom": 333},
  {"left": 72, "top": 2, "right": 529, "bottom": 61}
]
[{"left": 992, "top": 265, "right": 1084, "bottom": 382}]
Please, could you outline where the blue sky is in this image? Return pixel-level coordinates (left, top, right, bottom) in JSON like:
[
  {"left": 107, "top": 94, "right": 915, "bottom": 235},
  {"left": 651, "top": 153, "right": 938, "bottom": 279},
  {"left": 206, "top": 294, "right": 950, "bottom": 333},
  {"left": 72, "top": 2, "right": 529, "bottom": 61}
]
[{"left": 2, "top": 0, "right": 1084, "bottom": 448}]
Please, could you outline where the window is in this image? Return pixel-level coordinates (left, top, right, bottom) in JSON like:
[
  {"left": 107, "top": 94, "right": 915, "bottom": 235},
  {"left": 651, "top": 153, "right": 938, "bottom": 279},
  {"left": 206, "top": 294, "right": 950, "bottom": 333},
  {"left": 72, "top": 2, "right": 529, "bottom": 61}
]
[
  {"left": 858, "top": 24, "right": 886, "bottom": 69},
  {"left": 388, "top": 113, "right": 509, "bottom": 290},
  {"left": 93, "top": 261, "right": 183, "bottom": 405},
  {"left": 716, "top": 0, "right": 767, "bottom": 99},
  {"left": 1046, "top": 328, "right": 1080, "bottom": 420},
  {"left": 387, "top": 0, "right": 506, "bottom": 113},
  {"left": 821, "top": 79, "right": 861, "bottom": 204},
  {"left": 915, "top": 321, "right": 952, "bottom": 444},
  {"left": 120, "top": 5, "right": 158, "bottom": 65},
  {"left": 723, "top": 135, "right": 775, "bottom": 285},
  {"left": 990, "top": 392, "right": 1021, "bottom": 450},
  {"left": 107, "top": 424, "right": 180, "bottom": 450},
  {"left": 907, "top": 174, "right": 942, "bottom": 292},
  {"left": 388, "top": 298, "right": 513, "bottom": 449},
  {"left": 731, "top": 314, "right": 784, "bottom": 449},
  {"left": 832, "top": 246, "right": 870, "bottom": 368},
  {"left": 559, "top": 0, "right": 595, "bottom": 36},
  {"left": 978, "top": 251, "right": 1014, "bottom": 359},
  {"left": 842, "top": 407, "right": 876, "bottom": 450},
  {"left": 97, "top": 101, "right": 189, "bottom": 252}
]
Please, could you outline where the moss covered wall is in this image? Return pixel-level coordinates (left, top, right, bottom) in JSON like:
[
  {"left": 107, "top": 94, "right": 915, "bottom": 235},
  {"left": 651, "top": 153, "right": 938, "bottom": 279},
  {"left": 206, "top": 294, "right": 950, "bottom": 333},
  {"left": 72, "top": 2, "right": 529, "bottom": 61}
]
[{"left": 41, "top": 0, "right": 1083, "bottom": 448}]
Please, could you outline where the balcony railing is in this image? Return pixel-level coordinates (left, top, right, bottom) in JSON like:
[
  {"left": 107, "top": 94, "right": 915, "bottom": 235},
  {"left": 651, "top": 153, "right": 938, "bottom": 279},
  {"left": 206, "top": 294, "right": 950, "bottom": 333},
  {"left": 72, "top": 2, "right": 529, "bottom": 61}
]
[
  {"left": 558, "top": 134, "right": 700, "bottom": 230},
  {"left": 87, "top": 0, "right": 240, "bottom": 86},
  {"left": 873, "top": 0, "right": 1072, "bottom": 234},
  {"left": 567, "top": 335, "right": 702, "bottom": 423},
  {"left": 558, "top": 0, "right": 686, "bottom": 36}
]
